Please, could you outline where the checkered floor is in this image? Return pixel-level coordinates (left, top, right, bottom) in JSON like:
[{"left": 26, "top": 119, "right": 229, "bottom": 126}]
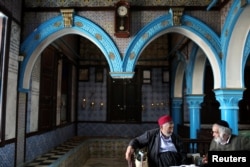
[{"left": 24, "top": 137, "right": 84, "bottom": 167}]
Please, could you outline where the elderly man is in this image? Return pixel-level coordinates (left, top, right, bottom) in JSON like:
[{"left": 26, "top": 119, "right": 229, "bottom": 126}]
[
  {"left": 125, "top": 115, "right": 186, "bottom": 167},
  {"left": 202, "top": 120, "right": 250, "bottom": 165},
  {"left": 209, "top": 120, "right": 250, "bottom": 151}
]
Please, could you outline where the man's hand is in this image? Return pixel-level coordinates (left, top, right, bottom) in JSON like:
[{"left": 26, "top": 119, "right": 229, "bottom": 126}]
[
  {"left": 125, "top": 145, "right": 134, "bottom": 161},
  {"left": 202, "top": 154, "right": 208, "bottom": 164}
]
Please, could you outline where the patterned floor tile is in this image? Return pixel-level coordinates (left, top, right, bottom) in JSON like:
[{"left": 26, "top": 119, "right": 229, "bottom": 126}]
[{"left": 24, "top": 137, "right": 85, "bottom": 166}]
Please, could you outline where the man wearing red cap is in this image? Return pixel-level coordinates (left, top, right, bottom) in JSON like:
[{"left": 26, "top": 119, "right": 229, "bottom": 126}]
[{"left": 125, "top": 115, "right": 186, "bottom": 167}]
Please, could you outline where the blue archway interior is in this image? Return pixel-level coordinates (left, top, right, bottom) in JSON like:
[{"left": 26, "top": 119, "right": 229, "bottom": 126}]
[
  {"left": 123, "top": 11, "right": 221, "bottom": 92},
  {"left": 19, "top": 15, "right": 123, "bottom": 92},
  {"left": 19, "top": 11, "right": 221, "bottom": 95}
]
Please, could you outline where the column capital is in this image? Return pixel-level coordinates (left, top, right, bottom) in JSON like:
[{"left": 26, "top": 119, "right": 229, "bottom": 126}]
[
  {"left": 185, "top": 94, "right": 204, "bottom": 108},
  {"left": 214, "top": 88, "right": 245, "bottom": 109},
  {"left": 171, "top": 97, "right": 182, "bottom": 107},
  {"left": 213, "top": 88, "right": 244, "bottom": 135}
]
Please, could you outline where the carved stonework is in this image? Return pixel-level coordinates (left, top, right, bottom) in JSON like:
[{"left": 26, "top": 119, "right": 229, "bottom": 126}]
[
  {"left": 54, "top": 21, "right": 62, "bottom": 27},
  {"left": 130, "top": 52, "right": 135, "bottom": 60},
  {"left": 172, "top": 8, "right": 184, "bottom": 26},
  {"left": 75, "top": 22, "right": 83, "bottom": 27},
  {"left": 95, "top": 34, "right": 102, "bottom": 40},
  {"left": 109, "top": 52, "right": 115, "bottom": 60},
  {"left": 60, "top": 9, "right": 74, "bottom": 27}
]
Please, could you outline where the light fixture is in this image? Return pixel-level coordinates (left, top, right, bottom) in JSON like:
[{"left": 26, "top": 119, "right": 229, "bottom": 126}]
[
  {"left": 82, "top": 98, "right": 86, "bottom": 109},
  {"left": 90, "top": 101, "right": 95, "bottom": 108},
  {"left": 100, "top": 102, "right": 104, "bottom": 110},
  {"left": 141, "top": 104, "right": 145, "bottom": 111}
]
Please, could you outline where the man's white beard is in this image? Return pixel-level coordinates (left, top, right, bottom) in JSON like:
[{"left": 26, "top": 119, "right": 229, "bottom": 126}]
[
  {"left": 165, "top": 132, "right": 172, "bottom": 137},
  {"left": 214, "top": 137, "right": 222, "bottom": 144}
]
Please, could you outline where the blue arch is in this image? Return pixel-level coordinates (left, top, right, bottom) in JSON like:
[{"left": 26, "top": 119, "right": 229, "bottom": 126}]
[
  {"left": 243, "top": 33, "right": 250, "bottom": 68},
  {"left": 222, "top": 0, "right": 250, "bottom": 56},
  {"left": 123, "top": 13, "right": 173, "bottom": 72},
  {"left": 221, "top": 0, "right": 245, "bottom": 87},
  {"left": 19, "top": 11, "right": 224, "bottom": 92},
  {"left": 185, "top": 44, "right": 199, "bottom": 94},
  {"left": 240, "top": 4, "right": 250, "bottom": 86},
  {"left": 224, "top": 3, "right": 250, "bottom": 88},
  {"left": 19, "top": 15, "right": 122, "bottom": 92},
  {"left": 171, "top": 52, "right": 186, "bottom": 98},
  {"left": 123, "top": 12, "right": 221, "bottom": 76}
]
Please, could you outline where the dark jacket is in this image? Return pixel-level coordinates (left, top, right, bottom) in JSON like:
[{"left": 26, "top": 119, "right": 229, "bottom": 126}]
[
  {"left": 129, "top": 128, "right": 186, "bottom": 167},
  {"left": 209, "top": 134, "right": 250, "bottom": 151}
]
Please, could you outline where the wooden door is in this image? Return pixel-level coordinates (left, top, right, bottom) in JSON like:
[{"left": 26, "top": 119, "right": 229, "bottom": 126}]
[
  {"left": 107, "top": 70, "right": 141, "bottom": 122},
  {"left": 39, "top": 46, "right": 58, "bottom": 130}
]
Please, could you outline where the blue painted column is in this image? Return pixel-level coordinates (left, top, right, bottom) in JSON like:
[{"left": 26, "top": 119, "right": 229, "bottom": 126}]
[
  {"left": 171, "top": 98, "right": 183, "bottom": 133},
  {"left": 185, "top": 95, "right": 204, "bottom": 139},
  {"left": 214, "top": 89, "right": 245, "bottom": 135}
]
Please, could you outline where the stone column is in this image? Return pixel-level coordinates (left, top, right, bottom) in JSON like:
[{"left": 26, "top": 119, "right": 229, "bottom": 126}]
[
  {"left": 185, "top": 95, "right": 204, "bottom": 139},
  {"left": 171, "top": 97, "right": 183, "bottom": 133}
]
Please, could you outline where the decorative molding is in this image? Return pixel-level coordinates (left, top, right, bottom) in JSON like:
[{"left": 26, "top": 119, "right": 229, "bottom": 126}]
[
  {"left": 123, "top": 12, "right": 221, "bottom": 75},
  {"left": 185, "top": 94, "right": 204, "bottom": 108},
  {"left": 171, "top": 98, "right": 183, "bottom": 108},
  {"left": 172, "top": 8, "right": 184, "bottom": 26},
  {"left": 60, "top": 9, "right": 74, "bottom": 27},
  {"left": 221, "top": 1, "right": 243, "bottom": 57},
  {"left": 182, "top": 15, "right": 221, "bottom": 57},
  {"left": 109, "top": 72, "right": 134, "bottom": 78},
  {"left": 124, "top": 13, "right": 172, "bottom": 72},
  {"left": 214, "top": 88, "right": 245, "bottom": 108},
  {"left": 19, "top": 15, "right": 122, "bottom": 91}
]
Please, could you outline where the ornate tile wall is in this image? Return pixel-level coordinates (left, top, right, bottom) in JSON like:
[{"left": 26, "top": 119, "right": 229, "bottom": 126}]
[
  {"left": 24, "top": 0, "right": 212, "bottom": 7},
  {"left": 78, "top": 123, "right": 158, "bottom": 138},
  {"left": 141, "top": 68, "right": 170, "bottom": 121},
  {"left": 78, "top": 68, "right": 169, "bottom": 123},
  {"left": 24, "top": 137, "right": 88, "bottom": 167},
  {"left": 25, "top": 125, "right": 75, "bottom": 162},
  {"left": 187, "top": 10, "right": 221, "bottom": 34},
  {"left": 77, "top": 67, "right": 168, "bottom": 137},
  {"left": 0, "top": 0, "right": 22, "bottom": 22},
  {"left": 78, "top": 67, "right": 107, "bottom": 121},
  {"left": 0, "top": 143, "right": 15, "bottom": 167},
  {"left": 24, "top": 137, "right": 131, "bottom": 167}
]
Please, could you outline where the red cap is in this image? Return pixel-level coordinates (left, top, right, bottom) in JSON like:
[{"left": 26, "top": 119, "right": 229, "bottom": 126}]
[{"left": 158, "top": 115, "right": 172, "bottom": 126}]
